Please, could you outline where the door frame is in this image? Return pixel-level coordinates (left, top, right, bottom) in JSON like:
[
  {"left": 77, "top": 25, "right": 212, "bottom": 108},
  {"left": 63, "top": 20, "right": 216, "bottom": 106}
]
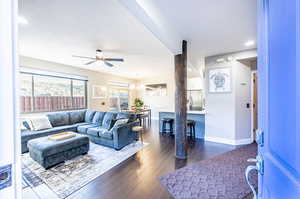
[
  {"left": 0, "top": 0, "right": 21, "bottom": 198},
  {"left": 250, "top": 70, "right": 258, "bottom": 143}
]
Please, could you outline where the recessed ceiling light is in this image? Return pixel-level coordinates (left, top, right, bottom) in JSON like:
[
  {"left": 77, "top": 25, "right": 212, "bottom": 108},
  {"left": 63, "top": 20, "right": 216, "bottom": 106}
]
[
  {"left": 18, "top": 16, "right": 28, "bottom": 25},
  {"left": 245, "top": 40, "right": 255, "bottom": 47},
  {"left": 188, "top": 67, "right": 192, "bottom": 72}
]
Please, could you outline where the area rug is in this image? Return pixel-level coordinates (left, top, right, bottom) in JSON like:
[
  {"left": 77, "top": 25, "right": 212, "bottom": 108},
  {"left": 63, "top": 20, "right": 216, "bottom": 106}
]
[
  {"left": 22, "top": 141, "right": 148, "bottom": 199},
  {"left": 159, "top": 144, "right": 257, "bottom": 199}
]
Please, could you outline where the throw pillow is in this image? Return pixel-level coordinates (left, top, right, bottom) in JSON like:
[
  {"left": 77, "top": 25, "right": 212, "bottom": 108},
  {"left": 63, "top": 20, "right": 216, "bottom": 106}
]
[
  {"left": 113, "top": 118, "right": 128, "bottom": 128},
  {"left": 31, "top": 117, "right": 53, "bottom": 131},
  {"left": 23, "top": 120, "right": 34, "bottom": 130},
  {"left": 20, "top": 122, "right": 29, "bottom": 130}
]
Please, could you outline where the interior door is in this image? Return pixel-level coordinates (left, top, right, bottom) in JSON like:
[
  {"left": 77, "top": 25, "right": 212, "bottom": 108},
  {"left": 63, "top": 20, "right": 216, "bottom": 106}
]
[{"left": 249, "top": 0, "right": 300, "bottom": 198}]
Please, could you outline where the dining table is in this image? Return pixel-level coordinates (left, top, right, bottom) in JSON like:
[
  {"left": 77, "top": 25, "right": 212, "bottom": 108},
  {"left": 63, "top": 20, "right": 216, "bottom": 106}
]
[{"left": 122, "top": 108, "right": 152, "bottom": 127}]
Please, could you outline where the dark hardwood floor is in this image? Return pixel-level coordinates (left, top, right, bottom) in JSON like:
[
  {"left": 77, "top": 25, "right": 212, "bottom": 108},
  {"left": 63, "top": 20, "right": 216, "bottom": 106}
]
[{"left": 68, "top": 121, "right": 237, "bottom": 199}]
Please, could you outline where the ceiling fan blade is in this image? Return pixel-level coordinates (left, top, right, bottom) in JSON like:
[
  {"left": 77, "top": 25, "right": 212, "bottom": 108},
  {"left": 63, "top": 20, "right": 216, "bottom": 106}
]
[
  {"left": 104, "top": 61, "right": 114, "bottom": 67},
  {"left": 85, "top": 60, "right": 97, "bottom": 65},
  {"left": 72, "top": 55, "right": 96, "bottom": 60},
  {"left": 104, "top": 58, "right": 124, "bottom": 62}
]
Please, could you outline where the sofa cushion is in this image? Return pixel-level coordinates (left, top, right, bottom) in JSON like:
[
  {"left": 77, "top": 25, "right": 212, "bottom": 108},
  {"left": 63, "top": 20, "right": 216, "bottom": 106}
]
[
  {"left": 116, "top": 113, "right": 136, "bottom": 123},
  {"left": 101, "top": 112, "right": 117, "bottom": 129},
  {"left": 47, "top": 112, "right": 70, "bottom": 127},
  {"left": 86, "top": 127, "right": 101, "bottom": 137},
  {"left": 87, "top": 127, "right": 113, "bottom": 140},
  {"left": 86, "top": 127, "right": 99, "bottom": 137},
  {"left": 92, "top": 111, "right": 106, "bottom": 124},
  {"left": 85, "top": 110, "right": 96, "bottom": 123},
  {"left": 69, "top": 111, "right": 86, "bottom": 124},
  {"left": 49, "top": 125, "right": 77, "bottom": 132},
  {"left": 98, "top": 129, "right": 113, "bottom": 140},
  {"left": 77, "top": 124, "right": 99, "bottom": 134},
  {"left": 73, "top": 122, "right": 90, "bottom": 127},
  {"left": 22, "top": 125, "right": 77, "bottom": 143}
]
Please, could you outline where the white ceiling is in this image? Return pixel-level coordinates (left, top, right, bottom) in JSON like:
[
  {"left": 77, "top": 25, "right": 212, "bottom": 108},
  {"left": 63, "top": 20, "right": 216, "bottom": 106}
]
[
  {"left": 19, "top": 0, "right": 256, "bottom": 79},
  {"left": 19, "top": 0, "right": 174, "bottom": 79},
  {"left": 132, "top": 0, "right": 257, "bottom": 68}
]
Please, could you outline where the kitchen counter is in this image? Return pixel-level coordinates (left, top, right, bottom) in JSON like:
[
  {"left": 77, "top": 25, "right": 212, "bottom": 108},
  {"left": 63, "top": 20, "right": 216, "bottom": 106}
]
[
  {"left": 160, "top": 110, "right": 206, "bottom": 115},
  {"left": 158, "top": 111, "right": 205, "bottom": 139}
]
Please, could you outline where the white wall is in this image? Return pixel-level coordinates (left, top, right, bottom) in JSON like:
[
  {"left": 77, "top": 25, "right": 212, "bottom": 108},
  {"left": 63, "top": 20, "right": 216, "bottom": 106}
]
[
  {"left": 136, "top": 73, "right": 175, "bottom": 119},
  {"left": 20, "top": 56, "right": 138, "bottom": 116},
  {"left": 0, "top": 0, "right": 20, "bottom": 198},
  {"left": 187, "top": 77, "right": 203, "bottom": 90},
  {"left": 136, "top": 66, "right": 204, "bottom": 119},
  {"left": 205, "top": 50, "right": 255, "bottom": 145}
]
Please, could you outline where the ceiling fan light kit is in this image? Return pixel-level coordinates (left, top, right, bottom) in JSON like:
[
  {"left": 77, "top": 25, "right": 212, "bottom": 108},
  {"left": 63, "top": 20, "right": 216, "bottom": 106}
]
[{"left": 72, "top": 49, "right": 124, "bottom": 67}]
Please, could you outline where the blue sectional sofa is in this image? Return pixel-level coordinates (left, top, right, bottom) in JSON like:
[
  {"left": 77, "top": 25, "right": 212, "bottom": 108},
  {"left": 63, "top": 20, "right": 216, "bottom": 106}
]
[{"left": 21, "top": 110, "right": 139, "bottom": 153}]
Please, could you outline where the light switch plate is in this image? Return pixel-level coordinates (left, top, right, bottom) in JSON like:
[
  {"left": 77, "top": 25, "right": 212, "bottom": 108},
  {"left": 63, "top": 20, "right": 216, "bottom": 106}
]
[{"left": 0, "top": 164, "right": 12, "bottom": 190}]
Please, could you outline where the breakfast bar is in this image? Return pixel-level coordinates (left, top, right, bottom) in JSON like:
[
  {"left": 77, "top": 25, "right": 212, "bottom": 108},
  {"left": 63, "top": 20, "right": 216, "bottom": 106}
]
[{"left": 158, "top": 111, "right": 205, "bottom": 139}]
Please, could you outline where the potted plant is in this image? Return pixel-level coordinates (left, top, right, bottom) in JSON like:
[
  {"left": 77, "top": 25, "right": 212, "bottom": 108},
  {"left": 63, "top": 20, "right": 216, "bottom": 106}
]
[{"left": 134, "top": 98, "right": 144, "bottom": 109}]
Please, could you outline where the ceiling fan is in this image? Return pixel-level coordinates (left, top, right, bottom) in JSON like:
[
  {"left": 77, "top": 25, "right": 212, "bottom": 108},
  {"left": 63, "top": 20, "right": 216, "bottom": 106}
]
[{"left": 72, "top": 49, "right": 124, "bottom": 67}]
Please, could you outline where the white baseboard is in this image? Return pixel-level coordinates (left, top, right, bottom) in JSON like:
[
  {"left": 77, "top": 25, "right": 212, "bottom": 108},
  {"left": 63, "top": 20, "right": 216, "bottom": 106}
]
[{"left": 205, "top": 136, "right": 253, "bottom": 146}]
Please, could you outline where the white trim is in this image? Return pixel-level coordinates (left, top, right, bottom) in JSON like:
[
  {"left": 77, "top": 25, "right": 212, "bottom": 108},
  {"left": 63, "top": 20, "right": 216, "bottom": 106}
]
[
  {"left": 12, "top": 0, "right": 22, "bottom": 197},
  {"left": 151, "top": 117, "right": 159, "bottom": 120},
  {"left": 20, "top": 66, "right": 88, "bottom": 80},
  {"left": 205, "top": 136, "right": 253, "bottom": 146},
  {"left": 0, "top": 0, "right": 20, "bottom": 198},
  {"left": 250, "top": 70, "right": 258, "bottom": 143}
]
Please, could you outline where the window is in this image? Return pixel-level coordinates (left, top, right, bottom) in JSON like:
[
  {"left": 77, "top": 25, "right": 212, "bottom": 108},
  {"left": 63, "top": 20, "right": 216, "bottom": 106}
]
[
  {"left": 72, "top": 80, "right": 87, "bottom": 109},
  {"left": 108, "top": 88, "right": 129, "bottom": 111},
  {"left": 20, "top": 73, "right": 87, "bottom": 113},
  {"left": 20, "top": 74, "right": 33, "bottom": 112}
]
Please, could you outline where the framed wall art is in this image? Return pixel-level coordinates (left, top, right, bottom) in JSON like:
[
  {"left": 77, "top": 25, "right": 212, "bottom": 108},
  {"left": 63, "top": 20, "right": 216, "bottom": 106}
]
[{"left": 208, "top": 67, "right": 231, "bottom": 93}]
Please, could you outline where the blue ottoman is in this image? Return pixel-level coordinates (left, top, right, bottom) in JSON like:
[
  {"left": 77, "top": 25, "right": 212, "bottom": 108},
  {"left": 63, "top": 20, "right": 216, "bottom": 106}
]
[{"left": 27, "top": 133, "right": 89, "bottom": 169}]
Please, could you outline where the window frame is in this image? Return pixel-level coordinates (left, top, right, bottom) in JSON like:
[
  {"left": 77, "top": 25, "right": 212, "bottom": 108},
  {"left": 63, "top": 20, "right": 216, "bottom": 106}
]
[{"left": 20, "top": 72, "right": 88, "bottom": 113}]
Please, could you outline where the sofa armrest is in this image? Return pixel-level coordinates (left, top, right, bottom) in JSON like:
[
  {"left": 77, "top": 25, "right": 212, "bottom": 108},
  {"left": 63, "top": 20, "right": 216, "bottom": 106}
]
[{"left": 110, "top": 120, "right": 139, "bottom": 150}]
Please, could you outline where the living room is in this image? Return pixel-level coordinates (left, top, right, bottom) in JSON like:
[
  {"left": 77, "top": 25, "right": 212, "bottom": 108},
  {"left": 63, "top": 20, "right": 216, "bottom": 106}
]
[
  {"left": 3, "top": 0, "right": 300, "bottom": 199},
  {"left": 8, "top": 0, "right": 259, "bottom": 199}
]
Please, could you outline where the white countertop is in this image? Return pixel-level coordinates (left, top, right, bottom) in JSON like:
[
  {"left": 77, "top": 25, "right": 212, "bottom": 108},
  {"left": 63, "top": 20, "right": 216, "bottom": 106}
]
[
  {"left": 159, "top": 110, "right": 206, "bottom": 114},
  {"left": 187, "top": 110, "right": 206, "bottom": 114}
]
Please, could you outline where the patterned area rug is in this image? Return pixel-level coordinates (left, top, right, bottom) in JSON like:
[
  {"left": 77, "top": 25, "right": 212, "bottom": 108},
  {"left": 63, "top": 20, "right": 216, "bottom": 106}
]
[
  {"left": 22, "top": 141, "right": 148, "bottom": 199},
  {"left": 159, "top": 144, "right": 257, "bottom": 199}
]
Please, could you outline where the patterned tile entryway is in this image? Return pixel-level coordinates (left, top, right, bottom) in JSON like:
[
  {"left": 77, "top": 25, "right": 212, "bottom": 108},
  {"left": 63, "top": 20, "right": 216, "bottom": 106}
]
[{"left": 159, "top": 144, "right": 257, "bottom": 199}]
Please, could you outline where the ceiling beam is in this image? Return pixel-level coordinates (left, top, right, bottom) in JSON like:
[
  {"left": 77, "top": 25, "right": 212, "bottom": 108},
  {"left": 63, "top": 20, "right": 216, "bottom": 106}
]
[{"left": 118, "top": 0, "right": 182, "bottom": 55}]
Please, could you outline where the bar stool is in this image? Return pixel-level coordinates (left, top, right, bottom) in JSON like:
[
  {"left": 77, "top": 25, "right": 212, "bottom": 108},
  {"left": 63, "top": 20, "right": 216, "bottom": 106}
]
[
  {"left": 137, "top": 113, "right": 147, "bottom": 128},
  {"left": 132, "top": 126, "right": 143, "bottom": 143},
  {"left": 187, "top": 120, "right": 196, "bottom": 140},
  {"left": 161, "top": 118, "right": 174, "bottom": 134}
]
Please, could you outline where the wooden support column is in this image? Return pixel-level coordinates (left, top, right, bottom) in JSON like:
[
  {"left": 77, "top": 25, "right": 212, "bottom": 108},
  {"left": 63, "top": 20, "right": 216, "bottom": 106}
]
[{"left": 175, "top": 40, "right": 187, "bottom": 159}]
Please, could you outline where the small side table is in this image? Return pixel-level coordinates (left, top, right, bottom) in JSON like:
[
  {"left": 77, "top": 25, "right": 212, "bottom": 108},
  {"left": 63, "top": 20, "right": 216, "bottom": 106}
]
[{"left": 132, "top": 126, "right": 143, "bottom": 143}]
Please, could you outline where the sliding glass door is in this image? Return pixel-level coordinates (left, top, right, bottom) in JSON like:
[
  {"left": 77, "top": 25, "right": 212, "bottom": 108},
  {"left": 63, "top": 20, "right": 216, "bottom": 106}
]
[{"left": 108, "top": 88, "right": 129, "bottom": 111}]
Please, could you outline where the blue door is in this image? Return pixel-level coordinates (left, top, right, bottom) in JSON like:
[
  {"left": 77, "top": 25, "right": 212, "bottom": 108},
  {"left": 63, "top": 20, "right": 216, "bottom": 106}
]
[{"left": 246, "top": 0, "right": 300, "bottom": 198}]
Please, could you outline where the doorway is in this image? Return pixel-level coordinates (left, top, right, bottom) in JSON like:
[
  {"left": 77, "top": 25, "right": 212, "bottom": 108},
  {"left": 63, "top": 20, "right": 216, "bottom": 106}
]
[{"left": 237, "top": 56, "right": 258, "bottom": 143}]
